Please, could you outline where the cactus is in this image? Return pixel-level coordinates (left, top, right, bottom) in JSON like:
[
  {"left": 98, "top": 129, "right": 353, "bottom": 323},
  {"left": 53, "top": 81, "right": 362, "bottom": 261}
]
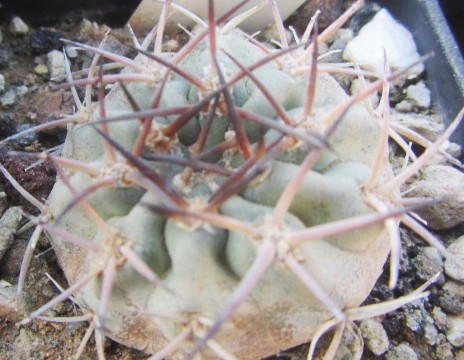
[{"left": 3, "top": 0, "right": 463, "bottom": 359}]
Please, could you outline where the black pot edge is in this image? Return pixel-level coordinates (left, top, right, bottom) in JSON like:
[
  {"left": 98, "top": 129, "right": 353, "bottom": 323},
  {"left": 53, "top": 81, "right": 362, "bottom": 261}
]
[
  {"left": 375, "top": 0, "right": 464, "bottom": 153},
  {"left": 0, "top": 0, "right": 140, "bottom": 28}
]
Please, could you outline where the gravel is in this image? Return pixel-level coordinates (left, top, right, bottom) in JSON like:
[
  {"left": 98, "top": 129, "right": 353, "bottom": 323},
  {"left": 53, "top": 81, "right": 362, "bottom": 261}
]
[
  {"left": 0, "top": 2, "right": 463, "bottom": 360},
  {"left": 9, "top": 16, "right": 29, "bottom": 35}
]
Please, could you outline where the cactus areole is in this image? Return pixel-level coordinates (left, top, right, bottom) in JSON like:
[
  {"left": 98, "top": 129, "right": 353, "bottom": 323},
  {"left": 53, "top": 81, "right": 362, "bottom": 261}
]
[{"left": 46, "top": 2, "right": 399, "bottom": 359}]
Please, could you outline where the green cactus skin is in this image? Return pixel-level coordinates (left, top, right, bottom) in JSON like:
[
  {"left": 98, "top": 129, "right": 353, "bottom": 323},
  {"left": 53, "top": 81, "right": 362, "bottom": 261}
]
[{"left": 40, "top": 3, "right": 406, "bottom": 359}]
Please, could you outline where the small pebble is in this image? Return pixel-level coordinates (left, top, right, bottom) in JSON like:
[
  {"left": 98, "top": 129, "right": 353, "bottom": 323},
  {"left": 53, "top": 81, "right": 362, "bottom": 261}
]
[
  {"left": 405, "top": 308, "right": 423, "bottom": 333},
  {"left": 9, "top": 16, "right": 29, "bottom": 35},
  {"left": 14, "top": 85, "right": 28, "bottom": 96},
  {"left": 162, "top": 39, "right": 179, "bottom": 53},
  {"left": 0, "top": 280, "right": 23, "bottom": 320},
  {"left": 0, "top": 49, "right": 10, "bottom": 68},
  {"left": 0, "top": 73, "right": 5, "bottom": 92},
  {"left": 436, "top": 342, "right": 456, "bottom": 360},
  {"left": 406, "top": 165, "right": 464, "bottom": 230},
  {"left": 0, "top": 113, "right": 17, "bottom": 137},
  {"left": 444, "top": 235, "right": 464, "bottom": 281},
  {"left": 46, "top": 50, "right": 67, "bottom": 82},
  {"left": 406, "top": 81, "right": 431, "bottom": 109},
  {"left": 424, "top": 322, "right": 439, "bottom": 346},
  {"left": 411, "top": 249, "right": 444, "bottom": 282},
  {"left": 432, "top": 306, "right": 449, "bottom": 331},
  {"left": 445, "top": 142, "right": 462, "bottom": 159},
  {"left": 344, "top": 9, "right": 424, "bottom": 76},
  {"left": 333, "top": 324, "right": 363, "bottom": 360},
  {"left": 0, "top": 89, "right": 16, "bottom": 106},
  {"left": 457, "top": 349, "right": 464, "bottom": 360},
  {"left": 0, "top": 206, "right": 23, "bottom": 261},
  {"left": 446, "top": 316, "right": 464, "bottom": 347},
  {"left": 395, "top": 99, "right": 414, "bottom": 112},
  {"left": 439, "top": 281, "right": 464, "bottom": 314},
  {"left": 359, "top": 318, "right": 389, "bottom": 355},
  {"left": 15, "top": 123, "right": 38, "bottom": 147},
  {"left": 385, "top": 343, "right": 418, "bottom": 360},
  {"left": 34, "top": 64, "right": 49, "bottom": 76},
  {"left": 64, "top": 45, "right": 78, "bottom": 59},
  {"left": 0, "top": 84, "right": 29, "bottom": 107},
  {"left": 422, "top": 247, "right": 444, "bottom": 268}
]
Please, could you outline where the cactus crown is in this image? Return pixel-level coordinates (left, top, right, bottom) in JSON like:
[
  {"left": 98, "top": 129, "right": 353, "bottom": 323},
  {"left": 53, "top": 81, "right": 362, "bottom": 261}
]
[{"left": 2, "top": 0, "right": 463, "bottom": 359}]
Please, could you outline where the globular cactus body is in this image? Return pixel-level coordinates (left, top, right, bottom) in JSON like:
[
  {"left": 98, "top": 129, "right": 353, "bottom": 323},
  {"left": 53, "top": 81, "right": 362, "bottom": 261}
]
[
  {"left": 47, "top": 24, "right": 394, "bottom": 359},
  {"left": 15, "top": 1, "right": 447, "bottom": 359}
]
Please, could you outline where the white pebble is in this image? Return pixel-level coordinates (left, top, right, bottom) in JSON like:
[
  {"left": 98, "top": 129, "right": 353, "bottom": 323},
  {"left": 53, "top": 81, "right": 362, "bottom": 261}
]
[
  {"left": 65, "top": 46, "right": 78, "bottom": 59},
  {"left": 406, "top": 81, "right": 431, "bottom": 108},
  {"left": 343, "top": 9, "right": 424, "bottom": 76},
  {"left": 9, "top": 16, "right": 29, "bottom": 35},
  {"left": 47, "top": 50, "right": 67, "bottom": 82}
]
